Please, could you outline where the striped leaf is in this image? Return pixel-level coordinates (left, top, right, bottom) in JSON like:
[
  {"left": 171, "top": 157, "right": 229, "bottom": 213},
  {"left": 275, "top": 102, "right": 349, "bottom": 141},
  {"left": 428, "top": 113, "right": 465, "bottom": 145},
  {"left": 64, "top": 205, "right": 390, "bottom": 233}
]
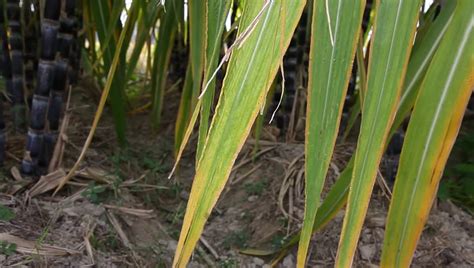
[
  {"left": 273, "top": 2, "right": 458, "bottom": 260},
  {"left": 335, "top": 0, "right": 422, "bottom": 266},
  {"left": 150, "top": 0, "right": 180, "bottom": 127},
  {"left": 173, "top": 0, "right": 307, "bottom": 266},
  {"left": 89, "top": 0, "right": 128, "bottom": 144},
  {"left": 196, "top": 0, "right": 231, "bottom": 161},
  {"left": 188, "top": 0, "right": 206, "bottom": 108},
  {"left": 381, "top": 1, "right": 474, "bottom": 266},
  {"left": 298, "top": 0, "right": 365, "bottom": 266},
  {"left": 392, "top": 0, "right": 456, "bottom": 134},
  {"left": 125, "top": 0, "right": 162, "bottom": 81}
]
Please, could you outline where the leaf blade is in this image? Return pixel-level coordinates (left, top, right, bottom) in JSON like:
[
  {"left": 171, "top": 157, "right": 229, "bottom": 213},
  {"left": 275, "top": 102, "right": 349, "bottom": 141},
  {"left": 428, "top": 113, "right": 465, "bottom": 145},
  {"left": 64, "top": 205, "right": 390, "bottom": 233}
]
[
  {"left": 173, "top": 0, "right": 307, "bottom": 265},
  {"left": 273, "top": 1, "right": 457, "bottom": 261},
  {"left": 381, "top": 2, "right": 474, "bottom": 265},
  {"left": 298, "top": 0, "right": 365, "bottom": 266},
  {"left": 336, "top": 0, "right": 422, "bottom": 265},
  {"left": 196, "top": 0, "right": 231, "bottom": 162},
  {"left": 150, "top": 0, "right": 179, "bottom": 127}
]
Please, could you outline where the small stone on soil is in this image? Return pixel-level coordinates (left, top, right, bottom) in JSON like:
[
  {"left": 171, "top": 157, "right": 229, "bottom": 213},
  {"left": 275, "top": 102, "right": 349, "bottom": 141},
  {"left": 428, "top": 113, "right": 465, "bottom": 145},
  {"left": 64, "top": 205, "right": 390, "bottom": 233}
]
[
  {"left": 248, "top": 195, "right": 258, "bottom": 202},
  {"left": 359, "top": 244, "right": 376, "bottom": 260}
]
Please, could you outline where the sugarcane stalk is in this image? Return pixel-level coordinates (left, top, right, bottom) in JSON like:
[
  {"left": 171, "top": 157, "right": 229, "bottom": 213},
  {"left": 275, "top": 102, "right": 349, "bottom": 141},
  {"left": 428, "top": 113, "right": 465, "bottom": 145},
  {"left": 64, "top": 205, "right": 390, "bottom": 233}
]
[
  {"left": 42, "top": 0, "right": 77, "bottom": 168},
  {"left": 22, "top": 0, "right": 61, "bottom": 174},
  {"left": 6, "top": 0, "right": 26, "bottom": 131},
  {"left": 68, "top": 0, "right": 81, "bottom": 85},
  {"left": 22, "top": 0, "right": 40, "bottom": 102}
]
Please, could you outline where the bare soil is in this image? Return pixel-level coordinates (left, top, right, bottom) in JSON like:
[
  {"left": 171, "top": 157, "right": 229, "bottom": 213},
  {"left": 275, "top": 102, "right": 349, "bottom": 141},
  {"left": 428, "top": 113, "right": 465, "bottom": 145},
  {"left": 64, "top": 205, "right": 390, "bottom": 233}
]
[{"left": 0, "top": 79, "right": 472, "bottom": 267}]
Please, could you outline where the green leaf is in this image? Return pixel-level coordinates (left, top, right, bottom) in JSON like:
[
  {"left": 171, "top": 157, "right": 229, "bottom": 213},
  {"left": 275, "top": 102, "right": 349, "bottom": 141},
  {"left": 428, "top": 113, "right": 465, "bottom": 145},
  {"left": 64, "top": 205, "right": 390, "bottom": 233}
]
[
  {"left": 298, "top": 0, "right": 365, "bottom": 266},
  {"left": 274, "top": 1, "right": 457, "bottom": 260},
  {"left": 0, "top": 241, "right": 17, "bottom": 256},
  {"left": 196, "top": 0, "right": 231, "bottom": 162},
  {"left": 125, "top": 0, "right": 162, "bottom": 81},
  {"left": 0, "top": 205, "right": 15, "bottom": 221},
  {"left": 342, "top": 33, "right": 368, "bottom": 140},
  {"left": 150, "top": 0, "right": 180, "bottom": 127},
  {"left": 336, "top": 0, "right": 422, "bottom": 265},
  {"left": 90, "top": 0, "right": 128, "bottom": 144},
  {"left": 392, "top": 0, "right": 457, "bottom": 136},
  {"left": 381, "top": 1, "right": 474, "bottom": 265},
  {"left": 56, "top": 0, "right": 137, "bottom": 193},
  {"left": 188, "top": 0, "right": 206, "bottom": 107},
  {"left": 175, "top": 63, "right": 193, "bottom": 153},
  {"left": 173, "top": 0, "right": 307, "bottom": 266}
]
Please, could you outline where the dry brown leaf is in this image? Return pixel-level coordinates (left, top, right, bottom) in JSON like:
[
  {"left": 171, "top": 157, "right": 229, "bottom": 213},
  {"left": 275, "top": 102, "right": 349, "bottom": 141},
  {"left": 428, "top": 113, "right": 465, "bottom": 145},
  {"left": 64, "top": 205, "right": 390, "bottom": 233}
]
[
  {"left": 103, "top": 204, "right": 154, "bottom": 219},
  {"left": 0, "top": 233, "right": 80, "bottom": 256},
  {"left": 74, "top": 167, "right": 114, "bottom": 184},
  {"left": 10, "top": 167, "right": 23, "bottom": 181},
  {"left": 106, "top": 211, "right": 132, "bottom": 249},
  {"left": 27, "top": 169, "right": 67, "bottom": 198}
]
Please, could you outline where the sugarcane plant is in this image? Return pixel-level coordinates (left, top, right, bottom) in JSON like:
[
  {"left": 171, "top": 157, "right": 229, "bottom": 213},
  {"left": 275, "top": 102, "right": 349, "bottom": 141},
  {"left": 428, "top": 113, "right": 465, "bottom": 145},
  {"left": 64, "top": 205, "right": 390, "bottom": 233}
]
[
  {"left": 5, "top": 0, "right": 26, "bottom": 131},
  {"left": 1, "top": 0, "right": 471, "bottom": 267},
  {"left": 0, "top": 0, "right": 28, "bottom": 165},
  {"left": 0, "top": 0, "right": 81, "bottom": 174},
  {"left": 58, "top": 0, "right": 472, "bottom": 266},
  {"left": 162, "top": 0, "right": 472, "bottom": 267}
]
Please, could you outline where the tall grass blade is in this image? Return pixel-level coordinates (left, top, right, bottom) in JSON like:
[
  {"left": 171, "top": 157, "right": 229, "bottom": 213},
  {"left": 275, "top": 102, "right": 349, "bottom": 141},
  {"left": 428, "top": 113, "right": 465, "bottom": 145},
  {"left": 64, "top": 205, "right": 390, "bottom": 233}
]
[
  {"left": 89, "top": 0, "right": 128, "bottom": 144},
  {"left": 125, "top": 0, "right": 162, "bottom": 81},
  {"left": 55, "top": 1, "right": 137, "bottom": 193},
  {"left": 381, "top": 2, "right": 473, "bottom": 266},
  {"left": 342, "top": 34, "right": 367, "bottom": 140},
  {"left": 173, "top": 1, "right": 306, "bottom": 266},
  {"left": 188, "top": 0, "right": 206, "bottom": 108},
  {"left": 335, "top": 1, "right": 422, "bottom": 265},
  {"left": 175, "top": 63, "right": 193, "bottom": 153},
  {"left": 89, "top": 0, "right": 125, "bottom": 70},
  {"left": 297, "top": 0, "right": 365, "bottom": 266},
  {"left": 150, "top": 0, "right": 179, "bottom": 128},
  {"left": 273, "top": 2, "right": 458, "bottom": 260},
  {"left": 196, "top": 0, "right": 231, "bottom": 161},
  {"left": 392, "top": 0, "right": 456, "bottom": 134}
]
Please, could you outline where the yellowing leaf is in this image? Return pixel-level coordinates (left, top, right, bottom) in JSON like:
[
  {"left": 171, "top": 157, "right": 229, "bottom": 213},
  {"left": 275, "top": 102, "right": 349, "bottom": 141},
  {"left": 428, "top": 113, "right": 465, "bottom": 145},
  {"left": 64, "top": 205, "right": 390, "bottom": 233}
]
[
  {"left": 298, "top": 0, "right": 365, "bottom": 266},
  {"left": 173, "top": 0, "right": 306, "bottom": 266},
  {"left": 381, "top": 1, "right": 474, "bottom": 266},
  {"left": 336, "top": 1, "right": 422, "bottom": 266}
]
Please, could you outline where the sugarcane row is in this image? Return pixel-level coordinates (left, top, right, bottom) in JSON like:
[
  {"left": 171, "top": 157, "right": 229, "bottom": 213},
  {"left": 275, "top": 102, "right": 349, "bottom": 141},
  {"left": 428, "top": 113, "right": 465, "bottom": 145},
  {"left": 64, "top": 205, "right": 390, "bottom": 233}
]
[
  {"left": 0, "top": 0, "right": 80, "bottom": 175},
  {"left": 0, "top": 0, "right": 27, "bottom": 165},
  {"left": 23, "top": 0, "right": 80, "bottom": 175}
]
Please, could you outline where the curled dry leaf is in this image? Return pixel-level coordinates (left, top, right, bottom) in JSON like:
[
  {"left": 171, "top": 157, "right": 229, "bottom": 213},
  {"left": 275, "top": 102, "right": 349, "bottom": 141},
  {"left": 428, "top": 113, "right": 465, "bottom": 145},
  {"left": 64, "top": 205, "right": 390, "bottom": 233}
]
[{"left": 27, "top": 169, "right": 67, "bottom": 198}]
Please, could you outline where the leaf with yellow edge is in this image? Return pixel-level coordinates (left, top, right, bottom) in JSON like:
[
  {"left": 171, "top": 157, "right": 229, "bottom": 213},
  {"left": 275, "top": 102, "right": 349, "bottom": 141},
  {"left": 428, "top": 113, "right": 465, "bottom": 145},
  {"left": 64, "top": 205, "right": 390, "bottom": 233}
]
[
  {"left": 268, "top": 2, "right": 458, "bottom": 263},
  {"left": 174, "top": 63, "right": 194, "bottom": 154},
  {"left": 392, "top": 0, "right": 456, "bottom": 135},
  {"left": 188, "top": 0, "right": 206, "bottom": 110},
  {"left": 197, "top": 0, "right": 231, "bottom": 162},
  {"left": 381, "top": 1, "right": 474, "bottom": 266},
  {"left": 298, "top": 0, "right": 365, "bottom": 266},
  {"left": 270, "top": 1, "right": 457, "bottom": 263},
  {"left": 172, "top": 0, "right": 306, "bottom": 266},
  {"left": 336, "top": 0, "right": 422, "bottom": 266}
]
